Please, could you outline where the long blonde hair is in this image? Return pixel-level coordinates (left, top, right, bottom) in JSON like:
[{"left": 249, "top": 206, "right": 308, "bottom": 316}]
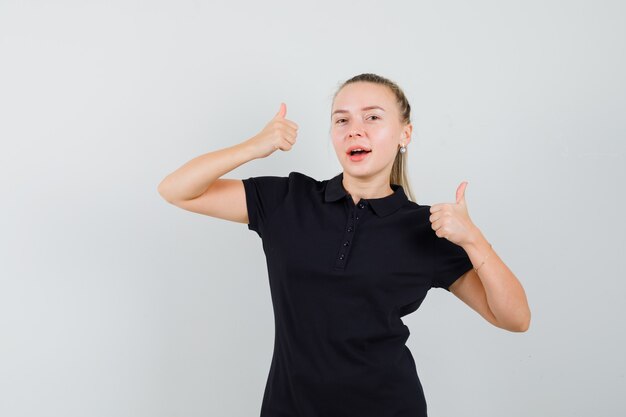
[{"left": 331, "top": 73, "right": 416, "bottom": 202}]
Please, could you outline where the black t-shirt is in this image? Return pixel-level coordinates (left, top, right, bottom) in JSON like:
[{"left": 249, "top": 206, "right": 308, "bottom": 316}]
[{"left": 242, "top": 171, "right": 473, "bottom": 417}]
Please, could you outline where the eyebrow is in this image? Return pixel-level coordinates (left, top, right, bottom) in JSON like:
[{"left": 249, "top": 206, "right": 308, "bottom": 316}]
[{"left": 331, "top": 106, "right": 385, "bottom": 117}]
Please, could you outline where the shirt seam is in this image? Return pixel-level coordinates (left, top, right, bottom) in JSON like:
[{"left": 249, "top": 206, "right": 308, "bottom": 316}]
[{"left": 261, "top": 172, "right": 299, "bottom": 241}]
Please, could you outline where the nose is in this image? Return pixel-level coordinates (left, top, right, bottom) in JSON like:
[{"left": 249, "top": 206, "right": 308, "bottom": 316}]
[{"left": 348, "top": 122, "right": 364, "bottom": 137}]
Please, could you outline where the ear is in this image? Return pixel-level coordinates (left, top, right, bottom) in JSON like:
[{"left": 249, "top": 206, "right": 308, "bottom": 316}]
[{"left": 402, "top": 123, "right": 413, "bottom": 146}]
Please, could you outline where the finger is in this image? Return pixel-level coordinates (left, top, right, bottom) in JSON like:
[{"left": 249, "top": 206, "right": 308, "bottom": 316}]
[
  {"left": 278, "top": 124, "right": 298, "bottom": 139},
  {"left": 279, "top": 120, "right": 298, "bottom": 130},
  {"left": 430, "top": 203, "right": 450, "bottom": 214},
  {"left": 456, "top": 181, "right": 468, "bottom": 205},
  {"left": 275, "top": 102, "right": 287, "bottom": 119},
  {"left": 281, "top": 137, "right": 294, "bottom": 149},
  {"left": 284, "top": 120, "right": 299, "bottom": 130},
  {"left": 431, "top": 213, "right": 447, "bottom": 227},
  {"left": 430, "top": 204, "right": 443, "bottom": 213},
  {"left": 283, "top": 131, "right": 297, "bottom": 145}
]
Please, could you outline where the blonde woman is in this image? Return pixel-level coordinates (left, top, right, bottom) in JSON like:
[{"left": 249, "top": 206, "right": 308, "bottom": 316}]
[{"left": 157, "top": 73, "right": 531, "bottom": 417}]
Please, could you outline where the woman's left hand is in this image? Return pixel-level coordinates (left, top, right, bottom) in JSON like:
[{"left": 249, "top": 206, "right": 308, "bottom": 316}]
[{"left": 429, "top": 181, "right": 479, "bottom": 247}]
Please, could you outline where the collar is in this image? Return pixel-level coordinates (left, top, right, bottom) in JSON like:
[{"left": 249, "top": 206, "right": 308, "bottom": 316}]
[{"left": 324, "top": 171, "right": 408, "bottom": 217}]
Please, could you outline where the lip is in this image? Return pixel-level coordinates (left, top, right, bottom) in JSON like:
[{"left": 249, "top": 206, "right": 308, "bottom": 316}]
[
  {"left": 345, "top": 145, "right": 372, "bottom": 154},
  {"left": 347, "top": 150, "right": 371, "bottom": 162}
]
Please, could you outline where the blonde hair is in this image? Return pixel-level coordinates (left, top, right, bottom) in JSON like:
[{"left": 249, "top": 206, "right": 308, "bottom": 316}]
[{"left": 331, "top": 73, "right": 416, "bottom": 202}]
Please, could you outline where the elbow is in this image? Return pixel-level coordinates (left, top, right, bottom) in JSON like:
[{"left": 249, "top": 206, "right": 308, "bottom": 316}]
[
  {"left": 157, "top": 184, "right": 167, "bottom": 200},
  {"left": 513, "top": 319, "right": 530, "bottom": 333},
  {"left": 157, "top": 184, "right": 174, "bottom": 203},
  {"left": 157, "top": 177, "right": 173, "bottom": 201},
  {"left": 507, "top": 312, "right": 531, "bottom": 333}
]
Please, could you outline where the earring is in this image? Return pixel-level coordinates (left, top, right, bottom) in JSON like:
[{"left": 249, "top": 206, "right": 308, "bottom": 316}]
[{"left": 399, "top": 144, "right": 407, "bottom": 154}]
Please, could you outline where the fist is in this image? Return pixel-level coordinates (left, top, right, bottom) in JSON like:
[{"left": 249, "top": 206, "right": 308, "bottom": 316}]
[
  {"left": 249, "top": 102, "right": 299, "bottom": 159},
  {"left": 429, "top": 181, "right": 477, "bottom": 247}
]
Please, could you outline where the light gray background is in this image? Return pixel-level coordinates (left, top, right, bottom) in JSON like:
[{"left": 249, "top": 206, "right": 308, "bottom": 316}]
[{"left": 1, "top": 0, "right": 624, "bottom": 416}]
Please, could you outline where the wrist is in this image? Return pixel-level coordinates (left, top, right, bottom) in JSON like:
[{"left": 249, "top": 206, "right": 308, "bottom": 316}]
[
  {"left": 462, "top": 227, "right": 493, "bottom": 273},
  {"left": 463, "top": 225, "right": 488, "bottom": 250},
  {"left": 238, "top": 137, "right": 261, "bottom": 161}
]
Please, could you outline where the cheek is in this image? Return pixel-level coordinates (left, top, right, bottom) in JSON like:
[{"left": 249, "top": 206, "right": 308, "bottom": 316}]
[
  {"left": 371, "top": 127, "right": 396, "bottom": 144},
  {"left": 330, "top": 126, "right": 345, "bottom": 139},
  {"left": 330, "top": 137, "right": 343, "bottom": 155},
  {"left": 330, "top": 130, "right": 343, "bottom": 143}
]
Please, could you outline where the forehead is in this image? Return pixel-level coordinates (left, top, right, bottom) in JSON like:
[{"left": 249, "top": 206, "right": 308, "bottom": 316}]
[{"left": 332, "top": 82, "right": 395, "bottom": 110}]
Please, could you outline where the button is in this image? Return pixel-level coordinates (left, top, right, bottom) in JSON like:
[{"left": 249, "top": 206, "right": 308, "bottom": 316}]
[
  {"left": 357, "top": 202, "right": 365, "bottom": 209},
  {"left": 347, "top": 226, "right": 353, "bottom": 232},
  {"left": 339, "top": 253, "right": 345, "bottom": 260},
  {"left": 343, "top": 241, "right": 350, "bottom": 247},
  {"left": 356, "top": 215, "right": 359, "bottom": 220}
]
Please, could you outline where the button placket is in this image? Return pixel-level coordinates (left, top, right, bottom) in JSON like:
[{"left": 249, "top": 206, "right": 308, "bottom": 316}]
[{"left": 334, "top": 198, "right": 367, "bottom": 270}]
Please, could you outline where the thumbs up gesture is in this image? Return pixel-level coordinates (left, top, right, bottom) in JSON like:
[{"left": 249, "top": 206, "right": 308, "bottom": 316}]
[
  {"left": 247, "top": 102, "right": 299, "bottom": 159},
  {"left": 429, "top": 181, "right": 478, "bottom": 247}
]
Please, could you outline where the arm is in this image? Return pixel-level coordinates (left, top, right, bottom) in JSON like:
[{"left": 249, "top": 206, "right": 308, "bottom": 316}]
[
  {"left": 156, "top": 103, "right": 298, "bottom": 223},
  {"left": 157, "top": 140, "right": 259, "bottom": 204},
  {"left": 157, "top": 140, "right": 259, "bottom": 224},
  {"left": 449, "top": 227, "right": 531, "bottom": 332},
  {"left": 429, "top": 181, "right": 531, "bottom": 333}
]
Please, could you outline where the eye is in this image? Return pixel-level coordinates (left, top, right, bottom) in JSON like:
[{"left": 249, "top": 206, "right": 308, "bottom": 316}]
[{"left": 335, "top": 115, "right": 379, "bottom": 124}]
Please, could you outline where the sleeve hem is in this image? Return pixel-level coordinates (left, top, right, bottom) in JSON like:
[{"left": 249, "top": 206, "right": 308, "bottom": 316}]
[{"left": 242, "top": 178, "right": 261, "bottom": 237}]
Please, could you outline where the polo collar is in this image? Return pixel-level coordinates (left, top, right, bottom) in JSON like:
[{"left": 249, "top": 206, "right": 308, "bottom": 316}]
[{"left": 324, "top": 172, "right": 408, "bottom": 217}]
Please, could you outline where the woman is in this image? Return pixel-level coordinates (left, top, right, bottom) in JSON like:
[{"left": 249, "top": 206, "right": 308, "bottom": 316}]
[{"left": 157, "top": 73, "right": 531, "bottom": 417}]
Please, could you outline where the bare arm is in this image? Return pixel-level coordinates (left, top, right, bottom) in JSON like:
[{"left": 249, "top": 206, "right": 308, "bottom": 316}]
[
  {"left": 157, "top": 142, "right": 258, "bottom": 223},
  {"left": 450, "top": 227, "right": 531, "bottom": 332},
  {"left": 429, "top": 184, "right": 530, "bottom": 333},
  {"left": 157, "top": 141, "right": 257, "bottom": 204},
  {"left": 157, "top": 103, "right": 298, "bottom": 223}
]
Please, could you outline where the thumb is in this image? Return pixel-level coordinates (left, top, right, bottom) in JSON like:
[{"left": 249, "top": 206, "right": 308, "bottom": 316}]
[
  {"left": 275, "top": 102, "right": 287, "bottom": 119},
  {"left": 456, "top": 181, "right": 468, "bottom": 205}
]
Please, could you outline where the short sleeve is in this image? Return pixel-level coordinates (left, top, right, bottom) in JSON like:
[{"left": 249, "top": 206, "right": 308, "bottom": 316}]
[
  {"left": 242, "top": 175, "right": 289, "bottom": 238},
  {"left": 431, "top": 233, "right": 474, "bottom": 292}
]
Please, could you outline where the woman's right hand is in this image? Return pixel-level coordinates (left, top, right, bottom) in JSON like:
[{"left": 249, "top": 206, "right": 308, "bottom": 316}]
[{"left": 246, "top": 103, "right": 299, "bottom": 159}]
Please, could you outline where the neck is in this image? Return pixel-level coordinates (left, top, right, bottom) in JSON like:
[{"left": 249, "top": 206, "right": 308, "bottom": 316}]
[{"left": 341, "top": 173, "right": 394, "bottom": 204}]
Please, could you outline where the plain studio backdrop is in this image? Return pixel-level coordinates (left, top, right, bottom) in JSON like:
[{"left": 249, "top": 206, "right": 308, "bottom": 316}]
[{"left": 1, "top": 0, "right": 624, "bottom": 416}]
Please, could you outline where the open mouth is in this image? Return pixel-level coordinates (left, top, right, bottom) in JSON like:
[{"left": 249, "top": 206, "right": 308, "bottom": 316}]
[
  {"left": 347, "top": 149, "right": 371, "bottom": 161},
  {"left": 348, "top": 149, "right": 372, "bottom": 156}
]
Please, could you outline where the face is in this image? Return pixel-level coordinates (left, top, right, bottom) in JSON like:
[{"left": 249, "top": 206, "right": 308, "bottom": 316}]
[{"left": 330, "top": 82, "right": 411, "bottom": 181}]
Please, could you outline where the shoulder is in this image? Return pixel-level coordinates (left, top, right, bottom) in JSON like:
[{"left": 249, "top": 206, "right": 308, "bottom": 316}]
[
  {"left": 286, "top": 171, "right": 313, "bottom": 181},
  {"left": 243, "top": 171, "right": 323, "bottom": 193},
  {"left": 287, "top": 171, "right": 321, "bottom": 183},
  {"left": 285, "top": 171, "right": 328, "bottom": 191},
  {"left": 394, "top": 198, "right": 438, "bottom": 238},
  {"left": 399, "top": 197, "right": 432, "bottom": 219}
]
